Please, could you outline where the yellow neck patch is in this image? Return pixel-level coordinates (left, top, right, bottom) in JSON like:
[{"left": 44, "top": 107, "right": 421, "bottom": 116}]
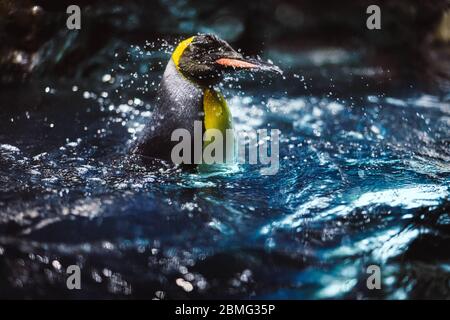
[
  {"left": 172, "top": 36, "right": 194, "bottom": 71},
  {"left": 203, "top": 88, "right": 233, "bottom": 134}
]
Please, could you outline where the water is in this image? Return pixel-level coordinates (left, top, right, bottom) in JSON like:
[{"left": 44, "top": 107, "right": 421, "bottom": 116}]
[{"left": 0, "top": 40, "right": 449, "bottom": 299}]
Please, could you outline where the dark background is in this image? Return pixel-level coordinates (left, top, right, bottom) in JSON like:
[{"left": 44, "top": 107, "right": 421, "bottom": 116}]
[{"left": 0, "top": 0, "right": 449, "bottom": 93}]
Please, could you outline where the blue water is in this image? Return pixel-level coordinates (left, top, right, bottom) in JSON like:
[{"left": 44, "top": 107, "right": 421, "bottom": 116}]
[{"left": 0, "top": 41, "right": 449, "bottom": 299}]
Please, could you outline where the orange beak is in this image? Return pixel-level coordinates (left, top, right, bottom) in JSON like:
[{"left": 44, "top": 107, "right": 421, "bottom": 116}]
[
  {"left": 215, "top": 56, "right": 282, "bottom": 74},
  {"left": 215, "top": 58, "right": 259, "bottom": 69}
]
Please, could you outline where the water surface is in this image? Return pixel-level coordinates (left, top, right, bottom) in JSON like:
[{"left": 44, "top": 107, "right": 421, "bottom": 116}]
[{"left": 0, "top": 40, "right": 449, "bottom": 299}]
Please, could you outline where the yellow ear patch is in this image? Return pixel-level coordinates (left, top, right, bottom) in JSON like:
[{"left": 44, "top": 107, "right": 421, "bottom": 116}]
[{"left": 172, "top": 36, "right": 195, "bottom": 70}]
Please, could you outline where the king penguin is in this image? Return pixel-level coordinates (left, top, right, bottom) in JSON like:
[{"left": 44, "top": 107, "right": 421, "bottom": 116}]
[{"left": 133, "top": 34, "right": 281, "bottom": 165}]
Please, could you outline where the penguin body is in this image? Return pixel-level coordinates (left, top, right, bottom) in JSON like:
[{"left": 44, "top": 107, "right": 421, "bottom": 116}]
[
  {"left": 133, "top": 34, "right": 281, "bottom": 165},
  {"left": 134, "top": 58, "right": 204, "bottom": 161}
]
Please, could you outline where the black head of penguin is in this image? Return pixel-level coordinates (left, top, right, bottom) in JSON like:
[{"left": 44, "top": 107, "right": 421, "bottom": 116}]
[{"left": 177, "top": 34, "right": 282, "bottom": 86}]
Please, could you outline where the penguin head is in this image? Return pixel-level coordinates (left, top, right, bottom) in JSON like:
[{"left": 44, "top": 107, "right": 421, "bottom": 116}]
[{"left": 173, "top": 34, "right": 282, "bottom": 85}]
